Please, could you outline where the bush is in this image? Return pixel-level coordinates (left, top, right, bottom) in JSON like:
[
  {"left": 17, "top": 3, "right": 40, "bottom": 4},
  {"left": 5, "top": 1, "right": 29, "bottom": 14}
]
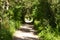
[
  {"left": 38, "top": 25, "right": 60, "bottom": 40},
  {"left": 0, "top": 29, "right": 12, "bottom": 40},
  {"left": 15, "top": 20, "right": 21, "bottom": 29},
  {"left": 9, "top": 20, "right": 16, "bottom": 34}
]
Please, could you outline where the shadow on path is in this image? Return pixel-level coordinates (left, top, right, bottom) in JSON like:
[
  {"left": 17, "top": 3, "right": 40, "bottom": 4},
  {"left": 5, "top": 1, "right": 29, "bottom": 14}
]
[
  {"left": 13, "top": 36, "right": 38, "bottom": 40},
  {"left": 13, "top": 24, "right": 39, "bottom": 40}
]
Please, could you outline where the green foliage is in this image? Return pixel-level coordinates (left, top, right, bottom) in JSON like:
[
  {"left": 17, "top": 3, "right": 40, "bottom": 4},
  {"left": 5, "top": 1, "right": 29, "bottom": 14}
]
[
  {"left": 9, "top": 20, "right": 15, "bottom": 34},
  {"left": 0, "top": 0, "right": 23, "bottom": 40},
  {"left": 38, "top": 26, "right": 60, "bottom": 40},
  {"left": 34, "top": 0, "right": 60, "bottom": 38},
  {"left": 15, "top": 21, "right": 21, "bottom": 29},
  {"left": 0, "top": 28, "right": 12, "bottom": 40},
  {"left": 0, "top": 0, "right": 60, "bottom": 40}
]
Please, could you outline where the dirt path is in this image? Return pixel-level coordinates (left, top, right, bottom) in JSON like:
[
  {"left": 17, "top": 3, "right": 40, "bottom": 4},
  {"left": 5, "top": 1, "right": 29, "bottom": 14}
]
[{"left": 13, "top": 24, "right": 39, "bottom": 40}]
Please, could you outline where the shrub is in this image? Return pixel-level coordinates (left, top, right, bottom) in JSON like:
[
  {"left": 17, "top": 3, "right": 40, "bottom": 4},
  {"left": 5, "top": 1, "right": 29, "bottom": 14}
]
[{"left": 0, "top": 29, "right": 12, "bottom": 40}]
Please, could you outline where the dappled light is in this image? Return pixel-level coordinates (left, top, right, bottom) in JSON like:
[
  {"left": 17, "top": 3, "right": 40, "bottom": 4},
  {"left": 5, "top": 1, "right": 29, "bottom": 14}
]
[
  {"left": 0, "top": 0, "right": 60, "bottom": 40},
  {"left": 13, "top": 24, "right": 39, "bottom": 40},
  {"left": 13, "top": 36, "right": 38, "bottom": 40},
  {"left": 25, "top": 17, "right": 33, "bottom": 23}
]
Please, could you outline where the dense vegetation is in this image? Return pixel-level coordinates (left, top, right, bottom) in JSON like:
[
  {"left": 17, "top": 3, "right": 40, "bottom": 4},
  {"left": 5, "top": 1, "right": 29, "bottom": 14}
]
[{"left": 0, "top": 0, "right": 60, "bottom": 40}]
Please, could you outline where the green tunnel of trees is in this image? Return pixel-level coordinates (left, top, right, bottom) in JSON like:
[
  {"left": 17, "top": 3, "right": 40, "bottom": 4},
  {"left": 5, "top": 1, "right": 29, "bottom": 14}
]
[{"left": 0, "top": 0, "right": 60, "bottom": 40}]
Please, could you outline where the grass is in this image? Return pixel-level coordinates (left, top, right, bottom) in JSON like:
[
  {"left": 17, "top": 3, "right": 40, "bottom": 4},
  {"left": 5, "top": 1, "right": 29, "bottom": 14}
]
[
  {"left": 34, "top": 20, "right": 60, "bottom": 40},
  {"left": 0, "top": 19, "right": 22, "bottom": 40}
]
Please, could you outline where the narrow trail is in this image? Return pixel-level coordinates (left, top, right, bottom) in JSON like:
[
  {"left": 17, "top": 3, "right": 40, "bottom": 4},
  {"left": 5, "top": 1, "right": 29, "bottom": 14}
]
[{"left": 13, "top": 24, "right": 39, "bottom": 40}]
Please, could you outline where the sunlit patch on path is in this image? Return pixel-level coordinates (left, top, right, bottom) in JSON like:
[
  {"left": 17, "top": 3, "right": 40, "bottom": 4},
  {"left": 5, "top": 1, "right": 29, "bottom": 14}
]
[{"left": 13, "top": 24, "right": 39, "bottom": 40}]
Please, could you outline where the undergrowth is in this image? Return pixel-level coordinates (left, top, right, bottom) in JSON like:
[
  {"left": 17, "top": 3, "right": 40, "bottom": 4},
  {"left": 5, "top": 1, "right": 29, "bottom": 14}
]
[{"left": 34, "top": 20, "right": 60, "bottom": 40}]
